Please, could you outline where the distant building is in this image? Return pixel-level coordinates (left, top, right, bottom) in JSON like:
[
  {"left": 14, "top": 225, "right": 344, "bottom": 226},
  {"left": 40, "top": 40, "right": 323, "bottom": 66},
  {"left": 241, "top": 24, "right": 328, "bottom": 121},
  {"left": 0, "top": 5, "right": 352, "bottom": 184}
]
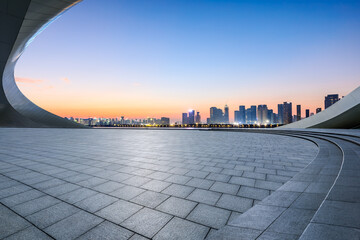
[
  {"left": 188, "top": 110, "right": 195, "bottom": 124},
  {"left": 296, "top": 105, "right": 301, "bottom": 121},
  {"left": 224, "top": 105, "right": 229, "bottom": 124},
  {"left": 257, "top": 105, "right": 268, "bottom": 124},
  {"left": 195, "top": 112, "right": 201, "bottom": 124},
  {"left": 325, "top": 94, "right": 339, "bottom": 109},
  {"left": 306, "top": 109, "right": 310, "bottom": 118},
  {"left": 245, "top": 106, "right": 257, "bottom": 124},
  {"left": 316, "top": 108, "right": 322, "bottom": 113},
  {"left": 161, "top": 117, "right": 170, "bottom": 125},
  {"left": 210, "top": 106, "right": 227, "bottom": 124},
  {"left": 283, "top": 102, "right": 292, "bottom": 124},
  {"left": 234, "top": 105, "right": 246, "bottom": 124},
  {"left": 277, "top": 104, "right": 284, "bottom": 124},
  {"left": 182, "top": 113, "right": 188, "bottom": 124},
  {"left": 267, "top": 109, "right": 274, "bottom": 124}
]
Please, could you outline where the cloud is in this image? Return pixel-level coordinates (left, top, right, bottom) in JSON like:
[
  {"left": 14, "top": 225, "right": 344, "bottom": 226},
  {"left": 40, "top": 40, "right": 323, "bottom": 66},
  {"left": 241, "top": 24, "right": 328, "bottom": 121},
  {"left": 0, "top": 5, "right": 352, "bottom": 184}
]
[
  {"left": 15, "top": 77, "right": 43, "bottom": 84},
  {"left": 61, "top": 77, "right": 70, "bottom": 84}
]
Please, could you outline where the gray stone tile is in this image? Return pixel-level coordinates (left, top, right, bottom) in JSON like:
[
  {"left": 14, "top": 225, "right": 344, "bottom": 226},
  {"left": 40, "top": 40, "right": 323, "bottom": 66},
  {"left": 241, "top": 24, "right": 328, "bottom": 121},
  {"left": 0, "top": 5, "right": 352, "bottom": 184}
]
[
  {"left": 92, "top": 181, "right": 125, "bottom": 193},
  {"left": 312, "top": 200, "right": 360, "bottom": 228},
  {"left": 32, "top": 178, "right": 66, "bottom": 190},
  {"left": 210, "top": 182, "right": 239, "bottom": 195},
  {"left": 291, "top": 193, "right": 326, "bottom": 210},
  {"left": 229, "top": 176, "right": 255, "bottom": 187},
  {"left": 58, "top": 188, "right": 97, "bottom": 204},
  {"left": 268, "top": 208, "right": 315, "bottom": 235},
  {"left": 95, "top": 200, "right": 142, "bottom": 224},
  {"left": 131, "top": 191, "right": 169, "bottom": 208},
  {"left": 238, "top": 186, "right": 269, "bottom": 200},
  {"left": 187, "top": 204, "right": 230, "bottom": 229},
  {"left": 300, "top": 223, "right": 360, "bottom": 240},
  {"left": 154, "top": 217, "right": 209, "bottom": 240},
  {"left": 259, "top": 191, "right": 300, "bottom": 208},
  {"left": 186, "top": 178, "right": 214, "bottom": 189},
  {"left": 0, "top": 184, "right": 31, "bottom": 199},
  {"left": 327, "top": 185, "right": 360, "bottom": 203},
  {"left": 255, "top": 180, "right": 283, "bottom": 191},
  {"left": 43, "top": 183, "right": 80, "bottom": 197},
  {"left": 229, "top": 204, "right": 285, "bottom": 230},
  {"left": 0, "top": 204, "right": 30, "bottom": 238},
  {"left": 110, "top": 185, "right": 145, "bottom": 200},
  {"left": 1, "top": 189, "right": 44, "bottom": 207},
  {"left": 4, "top": 226, "right": 52, "bottom": 240},
  {"left": 187, "top": 189, "right": 221, "bottom": 205},
  {"left": 12, "top": 195, "right": 60, "bottom": 216},
  {"left": 141, "top": 180, "right": 171, "bottom": 192},
  {"left": 186, "top": 170, "right": 209, "bottom": 178},
  {"left": 45, "top": 210, "right": 103, "bottom": 240},
  {"left": 122, "top": 176, "right": 151, "bottom": 187},
  {"left": 122, "top": 208, "right": 172, "bottom": 238},
  {"left": 156, "top": 196, "right": 196, "bottom": 218},
  {"left": 305, "top": 182, "right": 333, "bottom": 194},
  {"left": 75, "top": 193, "right": 118, "bottom": 212},
  {"left": 77, "top": 221, "right": 133, "bottom": 240},
  {"left": 77, "top": 177, "right": 107, "bottom": 188},
  {"left": 129, "top": 234, "right": 149, "bottom": 240},
  {"left": 162, "top": 184, "right": 194, "bottom": 198},
  {"left": 216, "top": 194, "right": 253, "bottom": 212},
  {"left": 257, "top": 231, "right": 298, "bottom": 240},
  {"left": 207, "top": 226, "right": 261, "bottom": 240},
  {"left": 206, "top": 173, "right": 231, "bottom": 182},
  {"left": 164, "top": 175, "right": 191, "bottom": 184},
  {"left": 148, "top": 172, "right": 171, "bottom": 180},
  {"left": 26, "top": 202, "right": 80, "bottom": 229}
]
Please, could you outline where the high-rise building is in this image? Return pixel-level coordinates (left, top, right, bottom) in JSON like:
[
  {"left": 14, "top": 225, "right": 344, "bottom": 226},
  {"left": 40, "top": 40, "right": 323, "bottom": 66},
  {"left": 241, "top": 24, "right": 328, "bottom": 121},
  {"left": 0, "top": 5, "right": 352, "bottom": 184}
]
[
  {"left": 316, "top": 108, "right": 322, "bottom": 113},
  {"left": 283, "top": 102, "right": 292, "bottom": 124},
  {"left": 257, "top": 105, "right": 268, "bottom": 124},
  {"left": 325, "top": 94, "right": 339, "bottom": 109},
  {"left": 210, "top": 107, "right": 224, "bottom": 124},
  {"left": 267, "top": 109, "right": 274, "bottom": 124},
  {"left": 224, "top": 105, "right": 229, "bottom": 124},
  {"left": 195, "top": 112, "right": 201, "bottom": 124},
  {"left": 239, "top": 105, "right": 246, "bottom": 123},
  {"left": 182, "top": 113, "right": 188, "bottom": 124},
  {"left": 161, "top": 117, "right": 170, "bottom": 125},
  {"left": 188, "top": 110, "right": 195, "bottom": 124},
  {"left": 234, "top": 110, "right": 240, "bottom": 123},
  {"left": 296, "top": 105, "right": 301, "bottom": 121},
  {"left": 277, "top": 104, "right": 284, "bottom": 124},
  {"left": 305, "top": 109, "right": 310, "bottom": 118},
  {"left": 251, "top": 105, "right": 257, "bottom": 123}
]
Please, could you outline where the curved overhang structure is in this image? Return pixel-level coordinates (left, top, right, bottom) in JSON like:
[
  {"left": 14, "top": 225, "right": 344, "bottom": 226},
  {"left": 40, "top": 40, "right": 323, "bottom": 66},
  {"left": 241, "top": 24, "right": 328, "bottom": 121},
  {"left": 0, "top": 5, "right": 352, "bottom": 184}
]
[
  {"left": 280, "top": 86, "right": 360, "bottom": 129},
  {"left": 0, "top": 0, "right": 359, "bottom": 129},
  {"left": 0, "top": 0, "right": 85, "bottom": 127}
]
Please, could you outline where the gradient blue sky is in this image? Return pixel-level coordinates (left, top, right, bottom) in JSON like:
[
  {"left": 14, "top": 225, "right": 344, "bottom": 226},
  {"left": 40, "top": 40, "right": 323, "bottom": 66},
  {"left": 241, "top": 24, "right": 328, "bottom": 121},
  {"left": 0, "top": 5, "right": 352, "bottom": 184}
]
[{"left": 15, "top": 0, "right": 360, "bottom": 121}]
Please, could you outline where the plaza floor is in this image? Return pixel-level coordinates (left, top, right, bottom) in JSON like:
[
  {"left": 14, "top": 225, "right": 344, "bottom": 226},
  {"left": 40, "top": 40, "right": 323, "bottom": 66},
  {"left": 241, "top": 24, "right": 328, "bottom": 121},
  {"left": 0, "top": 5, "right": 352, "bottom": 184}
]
[{"left": 0, "top": 128, "right": 358, "bottom": 239}]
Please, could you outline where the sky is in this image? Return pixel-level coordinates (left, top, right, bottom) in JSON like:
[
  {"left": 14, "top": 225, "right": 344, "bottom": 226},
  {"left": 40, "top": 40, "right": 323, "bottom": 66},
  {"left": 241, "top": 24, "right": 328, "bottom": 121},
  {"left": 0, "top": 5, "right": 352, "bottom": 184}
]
[{"left": 15, "top": 0, "right": 360, "bottom": 122}]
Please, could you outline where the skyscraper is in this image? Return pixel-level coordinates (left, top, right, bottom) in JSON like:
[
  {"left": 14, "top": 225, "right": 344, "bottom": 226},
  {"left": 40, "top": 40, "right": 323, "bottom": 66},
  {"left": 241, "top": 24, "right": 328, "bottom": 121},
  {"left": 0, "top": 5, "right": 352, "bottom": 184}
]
[
  {"left": 239, "top": 105, "right": 246, "bottom": 123},
  {"left": 283, "top": 102, "right": 292, "bottom": 124},
  {"left": 267, "top": 109, "right": 274, "bottom": 124},
  {"left": 306, "top": 109, "right": 310, "bottom": 118},
  {"left": 234, "top": 110, "right": 240, "bottom": 123},
  {"left": 188, "top": 110, "right": 195, "bottom": 124},
  {"left": 224, "top": 105, "right": 229, "bottom": 124},
  {"left": 277, "top": 104, "right": 284, "bottom": 124},
  {"left": 161, "top": 117, "right": 170, "bottom": 125},
  {"left": 182, "top": 113, "right": 188, "bottom": 124},
  {"left": 316, "top": 108, "right": 322, "bottom": 113},
  {"left": 210, "top": 107, "right": 224, "bottom": 124},
  {"left": 251, "top": 105, "right": 257, "bottom": 123},
  {"left": 195, "top": 112, "right": 201, "bottom": 124},
  {"left": 325, "top": 94, "right": 339, "bottom": 109},
  {"left": 296, "top": 105, "right": 301, "bottom": 121},
  {"left": 257, "top": 105, "right": 268, "bottom": 124}
]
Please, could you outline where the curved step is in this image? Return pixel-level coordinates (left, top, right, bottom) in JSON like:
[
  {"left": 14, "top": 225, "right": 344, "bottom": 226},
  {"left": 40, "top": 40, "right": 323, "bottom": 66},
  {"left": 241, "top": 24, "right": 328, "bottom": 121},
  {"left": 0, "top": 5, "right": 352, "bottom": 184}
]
[{"left": 207, "top": 130, "right": 359, "bottom": 239}]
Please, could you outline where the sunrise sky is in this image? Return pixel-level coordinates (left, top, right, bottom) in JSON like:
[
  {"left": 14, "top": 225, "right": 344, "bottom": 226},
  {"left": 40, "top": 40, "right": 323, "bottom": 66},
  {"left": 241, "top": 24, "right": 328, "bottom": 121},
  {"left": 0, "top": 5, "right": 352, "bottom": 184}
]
[{"left": 15, "top": 0, "right": 360, "bottom": 122}]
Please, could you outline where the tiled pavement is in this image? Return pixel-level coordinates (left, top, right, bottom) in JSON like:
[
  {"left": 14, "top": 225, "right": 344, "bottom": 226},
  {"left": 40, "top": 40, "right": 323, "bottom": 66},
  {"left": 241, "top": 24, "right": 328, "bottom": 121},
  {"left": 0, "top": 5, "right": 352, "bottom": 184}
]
[{"left": 0, "top": 128, "right": 318, "bottom": 239}]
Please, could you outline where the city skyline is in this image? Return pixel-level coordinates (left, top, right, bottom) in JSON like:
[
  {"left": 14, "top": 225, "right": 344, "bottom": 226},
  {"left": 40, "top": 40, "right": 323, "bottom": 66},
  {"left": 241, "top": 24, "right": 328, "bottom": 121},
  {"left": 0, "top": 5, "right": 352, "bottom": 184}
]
[{"left": 14, "top": 0, "right": 360, "bottom": 120}]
